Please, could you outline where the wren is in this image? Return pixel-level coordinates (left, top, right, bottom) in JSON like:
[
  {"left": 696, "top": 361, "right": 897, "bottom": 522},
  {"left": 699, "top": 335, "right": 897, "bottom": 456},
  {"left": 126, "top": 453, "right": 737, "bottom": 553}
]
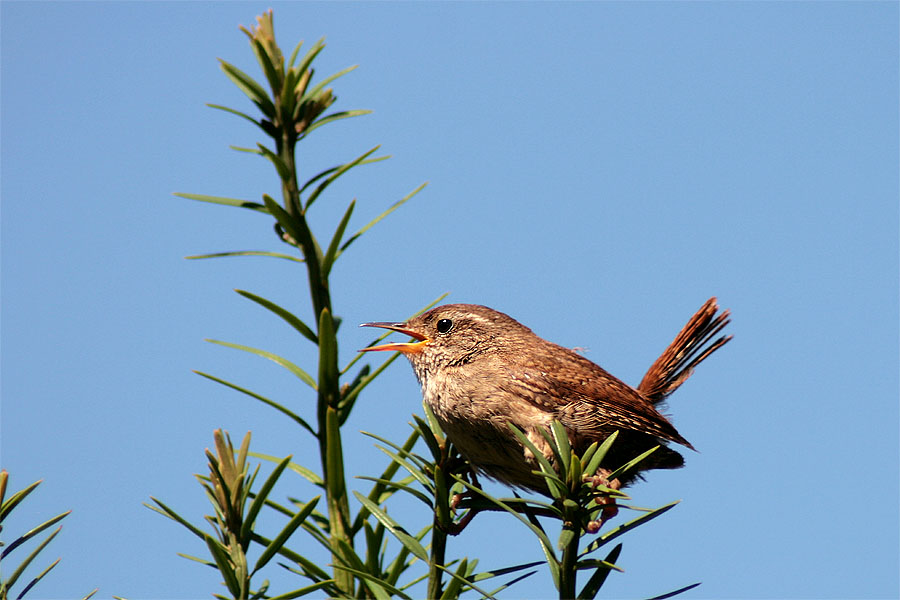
[{"left": 360, "top": 298, "right": 730, "bottom": 496}]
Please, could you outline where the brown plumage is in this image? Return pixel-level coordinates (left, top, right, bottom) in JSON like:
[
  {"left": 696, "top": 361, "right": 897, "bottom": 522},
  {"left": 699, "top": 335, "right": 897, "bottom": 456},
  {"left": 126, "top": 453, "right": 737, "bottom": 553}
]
[{"left": 361, "top": 298, "right": 731, "bottom": 495}]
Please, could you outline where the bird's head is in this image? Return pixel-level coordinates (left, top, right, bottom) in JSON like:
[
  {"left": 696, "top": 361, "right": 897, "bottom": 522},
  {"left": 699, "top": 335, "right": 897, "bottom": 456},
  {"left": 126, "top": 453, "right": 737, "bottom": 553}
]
[{"left": 359, "top": 304, "right": 533, "bottom": 372}]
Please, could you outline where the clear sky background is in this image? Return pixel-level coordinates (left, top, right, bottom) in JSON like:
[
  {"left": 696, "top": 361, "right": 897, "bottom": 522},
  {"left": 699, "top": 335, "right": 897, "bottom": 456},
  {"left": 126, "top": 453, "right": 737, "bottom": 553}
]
[{"left": 2, "top": 3, "right": 898, "bottom": 599}]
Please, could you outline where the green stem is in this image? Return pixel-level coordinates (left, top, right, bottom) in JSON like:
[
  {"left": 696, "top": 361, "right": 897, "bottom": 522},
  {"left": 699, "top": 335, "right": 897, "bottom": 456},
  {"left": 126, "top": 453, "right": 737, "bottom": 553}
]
[
  {"left": 281, "top": 131, "right": 301, "bottom": 217},
  {"left": 559, "top": 522, "right": 580, "bottom": 600},
  {"left": 278, "top": 132, "right": 331, "bottom": 319},
  {"left": 428, "top": 462, "right": 450, "bottom": 599},
  {"left": 426, "top": 474, "right": 450, "bottom": 598},
  {"left": 428, "top": 519, "right": 448, "bottom": 599},
  {"left": 278, "top": 117, "right": 350, "bottom": 595},
  {"left": 322, "top": 405, "right": 354, "bottom": 595}
]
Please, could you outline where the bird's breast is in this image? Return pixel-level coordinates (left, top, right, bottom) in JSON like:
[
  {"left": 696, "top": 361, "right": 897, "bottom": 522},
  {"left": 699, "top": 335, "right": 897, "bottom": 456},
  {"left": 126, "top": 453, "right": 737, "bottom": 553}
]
[{"left": 413, "top": 366, "right": 555, "bottom": 489}]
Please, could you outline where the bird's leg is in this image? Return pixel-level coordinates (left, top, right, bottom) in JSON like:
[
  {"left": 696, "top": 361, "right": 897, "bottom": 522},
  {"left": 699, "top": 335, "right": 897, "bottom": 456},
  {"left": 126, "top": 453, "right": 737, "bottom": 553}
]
[
  {"left": 449, "top": 491, "right": 466, "bottom": 510},
  {"left": 446, "top": 508, "right": 478, "bottom": 535},
  {"left": 444, "top": 468, "right": 483, "bottom": 535},
  {"left": 449, "top": 467, "right": 481, "bottom": 510}
]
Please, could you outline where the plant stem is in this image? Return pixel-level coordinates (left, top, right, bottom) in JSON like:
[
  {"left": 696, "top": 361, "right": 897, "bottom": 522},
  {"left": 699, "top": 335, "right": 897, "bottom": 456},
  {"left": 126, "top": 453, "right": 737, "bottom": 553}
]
[
  {"left": 321, "top": 405, "right": 354, "bottom": 595},
  {"left": 559, "top": 522, "right": 580, "bottom": 600},
  {"left": 280, "top": 131, "right": 301, "bottom": 216},
  {"left": 427, "top": 446, "right": 455, "bottom": 598},
  {"left": 427, "top": 517, "right": 448, "bottom": 599},
  {"left": 278, "top": 125, "right": 352, "bottom": 595}
]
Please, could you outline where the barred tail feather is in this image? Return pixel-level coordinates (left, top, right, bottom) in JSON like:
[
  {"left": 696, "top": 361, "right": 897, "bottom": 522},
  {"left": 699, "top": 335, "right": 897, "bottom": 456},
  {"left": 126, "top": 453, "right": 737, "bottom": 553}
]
[{"left": 638, "top": 297, "right": 732, "bottom": 405}]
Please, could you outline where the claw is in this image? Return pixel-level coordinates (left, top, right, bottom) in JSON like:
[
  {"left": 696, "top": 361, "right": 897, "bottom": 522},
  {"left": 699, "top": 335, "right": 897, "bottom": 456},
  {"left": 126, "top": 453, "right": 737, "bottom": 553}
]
[{"left": 447, "top": 509, "right": 478, "bottom": 535}]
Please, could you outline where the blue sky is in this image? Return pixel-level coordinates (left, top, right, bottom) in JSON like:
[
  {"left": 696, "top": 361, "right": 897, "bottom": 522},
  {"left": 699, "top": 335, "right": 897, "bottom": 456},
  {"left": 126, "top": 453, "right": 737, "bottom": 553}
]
[{"left": 2, "top": 2, "right": 897, "bottom": 599}]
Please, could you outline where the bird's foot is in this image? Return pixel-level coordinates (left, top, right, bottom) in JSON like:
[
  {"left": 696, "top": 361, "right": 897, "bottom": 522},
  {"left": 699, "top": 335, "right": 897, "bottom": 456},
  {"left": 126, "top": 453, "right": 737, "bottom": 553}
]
[
  {"left": 450, "top": 491, "right": 467, "bottom": 510},
  {"left": 450, "top": 466, "right": 483, "bottom": 510},
  {"left": 445, "top": 468, "right": 484, "bottom": 534},
  {"left": 446, "top": 508, "right": 479, "bottom": 535},
  {"left": 436, "top": 494, "right": 480, "bottom": 535}
]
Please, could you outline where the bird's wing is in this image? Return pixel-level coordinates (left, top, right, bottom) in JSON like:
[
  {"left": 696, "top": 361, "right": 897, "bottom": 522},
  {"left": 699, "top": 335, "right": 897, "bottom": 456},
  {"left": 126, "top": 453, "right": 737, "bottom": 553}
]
[{"left": 499, "top": 344, "right": 693, "bottom": 449}]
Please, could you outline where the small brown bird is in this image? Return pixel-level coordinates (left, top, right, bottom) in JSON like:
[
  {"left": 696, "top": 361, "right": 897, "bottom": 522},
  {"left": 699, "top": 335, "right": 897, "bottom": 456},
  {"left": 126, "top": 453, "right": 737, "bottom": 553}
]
[{"left": 360, "top": 299, "right": 730, "bottom": 497}]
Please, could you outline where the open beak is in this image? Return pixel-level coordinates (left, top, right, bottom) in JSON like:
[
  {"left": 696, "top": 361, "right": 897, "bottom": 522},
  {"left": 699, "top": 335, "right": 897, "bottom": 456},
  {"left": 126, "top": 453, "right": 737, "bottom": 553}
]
[{"left": 359, "top": 322, "right": 429, "bottom": 354}]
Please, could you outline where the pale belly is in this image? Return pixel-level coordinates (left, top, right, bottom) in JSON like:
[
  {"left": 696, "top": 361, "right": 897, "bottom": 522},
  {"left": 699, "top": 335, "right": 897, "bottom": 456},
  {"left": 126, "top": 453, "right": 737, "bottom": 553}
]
[{"left": 422, "top": 379, "right": 555, "bottom": 491}]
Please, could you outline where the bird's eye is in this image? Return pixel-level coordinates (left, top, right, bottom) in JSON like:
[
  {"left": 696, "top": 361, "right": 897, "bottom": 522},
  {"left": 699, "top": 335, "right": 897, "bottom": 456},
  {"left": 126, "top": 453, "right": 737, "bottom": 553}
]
[{"left": 436, "top": 319, "right": 453, "bottom": 334}]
